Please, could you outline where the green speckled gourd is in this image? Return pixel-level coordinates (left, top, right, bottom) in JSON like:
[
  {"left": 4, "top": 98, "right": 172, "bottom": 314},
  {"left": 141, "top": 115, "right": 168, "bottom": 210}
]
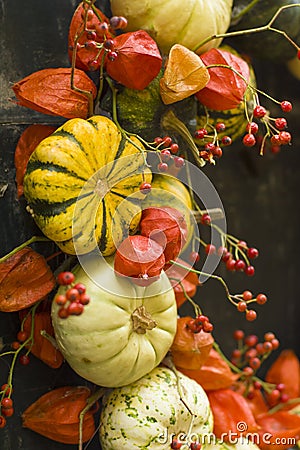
[
  {"left": 99, "top": 366, "right": 213, "bottom": 449},
  {"left": 23, "top": 115, "right": 151, "bottom": 255}
]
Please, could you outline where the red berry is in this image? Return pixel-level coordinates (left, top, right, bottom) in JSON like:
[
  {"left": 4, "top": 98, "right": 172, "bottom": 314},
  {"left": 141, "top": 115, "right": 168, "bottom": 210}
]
[
  {"left": 2, "top": 407, "right": 14, "bottom": 417},
  {"left": 233, "top": 329, "right": 244, "bottom": 340},
  {"left": 66, "top": 288, "right": 80, "bottom": 302},
  {"left": 253, "top": 105, "right": 267, "bottom": 118},
  {"left": 107, "top": 50, "right": 118, "bottom": 61},
  {"left": 174, "top": 156, "right": 185, "bottom": 168},
  {"left": 244, "top": 334, "right": 259, "bottom": 347},
  {"left": 154, "top": 137, "right": 163, "bottom": 145},
  {"left": 171, "top": 440, "right": 182, "bottom": 449},
  {"left": 276, "top": 383, "right": 285, "bottom": 392},
  {"left": 89, "top": 59, "right": 100, "bottom": 71},
  {"left": 57, "top": 271, "right": 75, "bottom": 286},
  {"left": 186, "top": 319, "right": 200, "bottom": 333},
  {"left": 246, "top": 309, "right": 257, "bottom": 321},
  {"left": 95, "top": 22, "right": 109, "bottom": 36},
  {"left": 248, "top": 247, "right": 259, "bottom": 259},
  {"left": 189, "top": 251, "right": 200, "bottom": 263},
  {"left": 235, "top": 259, "right": 246, "bottom": 271},
  {"left": 212, "top": 146, "right": 223, "bottom": 158},
  {"left": 231, "top": 349, "right": 242, "bottom": 358},
  {"left": 190, "top": 443, "right": 202, "bottom": 450},
  {"left": 204, "top": 142, "right": 216, "bottom": 152},
  {"left": 244, "top": 265, "right": 255, "bottom": 276},
  {"left": 270, "top": 134, "right": 281, "bottom": 146},
  {"left": 19, "top": 354, "right": 30, "bottom": 365},
  {"left": 264, "top": 332, "right": 275, "bottom": 341},
  {"left": 67, "top": 302, "right": 84, "bottom": 316},
  {"left": 271, "top": 338, "right": 280, "bottom": 350},
  {"left": 203, "top": 321, "right": 214, "bottom": 333},
  {"left": 280, "top": 393, "right": 289, "bottom": 403},
  {"left": 205, "top": 244, "right": 216, "bottom": 255},
  {"left": 263, "top": 341, "right": 273, "bottom": 352},
  {"left": 160, "top": 149, "right": 171, "bottom": 161},
  {"left": 139, "top": 182, "right": 152, "bottom": 194},
  {"left": 217, "top": 246, "right": 227, "bottom": 257},
  {"left": 269, "top": 389, "right": 281, "bottom": 403},
  {"left": 238, "top": 240, "right": 248, "bottom": 249},
  {"left": 55, "top": 294, "right": 67, "bottom": 306},
  {"left": 79, "top": 293, "right": 90, "bottom": 305},
  {"left": 247, "top": 391, "right": 255, "bottom": 400},
  {"left": 256, "top": 293, "right": 267, "bottom": 305},
  {"left": 0, "top": 416, "right": 6, "bottom": 428},
  {"left": 1, "top": 384, "right": 12, "bottom": 396},
  {"left": 1, "top": 398, "right": 13, "bottom": 409},
  {"left": 279, "top": 131, "right": 291, "bottom": 145},
  {"left": 253, "top": 381, "right": 262, "bottom": 390},
  {"left": 221, "top": 136, "right": 232, "bottom": 146},
  {"left": 249, "top": 357, "right": 261, "bottom": 370},
  {"left": 11, "top": 341, "right": 20, "bottom": 350},
  {"left": 170, "top": 143, "right": 179, "bottom": 154},
  {"left": 246, "top": 122, "right": 259, "bottom": 134},
  {"left": 275, "top": 117, "right": 287, "bottom": 130},
  {"left": 243, "top": 133, "right": 256, "bottom": 147},
  {"left": 194, "top": 128, "right": 207, "bottom": 139},
  {"left": 245, "top": 348, "right": 258, "bottom": 360},
  {"left": 216, "top": 122, "right": 226, "bottom": 132},
  {"left": 157, "top": 162, "right": 168, "bottom": 172},
  {"left": 162, "top": 136, "right": 172, "bottom": 147},
  {"left": 58, "top": 307, "right": 69, "bottom": 319},
  {"left": 237, "top": 301, "right": 247, "bottom": 312},
  {"left": 280, "top": 101, "right": 292, "bottom": 112},
  {"left": 109, "top": 16, "right": 128, "bottom": 30},
  {"left": 242, "top": 290, "right": 253, "bottom": 301},
  {"left": 226, "top": 258, "right": 236, "bottom": 271},
  {"left": 243, "top": 366, "right": 254, "bottom": 376},
  {"left": 201, "top": 213, "right": 211, "bottom": 225},
  {"left": 222, "top": 251, "right": 232, "bottom": 262},
  {"left": 103, "top": 39, "right": 115, "bottom": 50},
  {"left": 17, "top": 330, "right": 28, "bottom": 342},
  {"left": 256, "top": 343, "right": 265, "bottom": 355},
  {"left": 195, "top": 315, "right": 209, "bottom": 324}
]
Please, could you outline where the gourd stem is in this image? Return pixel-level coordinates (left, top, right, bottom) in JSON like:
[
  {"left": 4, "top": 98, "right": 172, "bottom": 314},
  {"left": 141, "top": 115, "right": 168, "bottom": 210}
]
[
  {"left": 131, "top": 305, "right": 157, "bottom": 334},
  {"left": 161, "top": 110, "right": 205, "bottom": 167},
  {"left": 193, "top": 4, "right": 300, "bottom": 53},
  {"left": 0, "top": 236, "right": 50, "bottom": 263}
]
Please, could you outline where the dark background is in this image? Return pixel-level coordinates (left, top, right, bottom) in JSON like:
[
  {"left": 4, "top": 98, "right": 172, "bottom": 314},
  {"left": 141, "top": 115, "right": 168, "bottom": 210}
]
[{"left": 0, "top": 1, "right": 299, "bottom": 449}]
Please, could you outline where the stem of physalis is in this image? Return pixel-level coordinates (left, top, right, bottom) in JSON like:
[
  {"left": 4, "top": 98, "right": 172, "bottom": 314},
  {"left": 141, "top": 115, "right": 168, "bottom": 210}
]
[
  {"left": 193, "top": 4, "right": 300, "bottom": 53},
  {"left": 78, "top": 388, "right": 106, "bottom": 450}
]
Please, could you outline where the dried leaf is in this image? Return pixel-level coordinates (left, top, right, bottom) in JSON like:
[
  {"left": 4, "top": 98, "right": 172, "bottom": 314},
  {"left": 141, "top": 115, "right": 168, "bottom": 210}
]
[
  {"left": 14, "top": 125, "right": 56, "bottom": 198},
  {"left": 12, "top": 68, "right": 97, "bottom": 119},
  {"left": 0, "top": 248, "right": 56, "bottom": 312},
  {"left": 20, "top": 305, "right": 63, "bottom": 369},
  {"left": 196, "top": 48, "right": 250, "bottom": 111},
  {"left": 68, "top": 2, "right": 114, "bottom": 71},
  {"left": 160, "top": 44, "right": 210, "bottom": 105},
  {"left": 180, "top": 348, "right": 239, "bottom": 390},
  {"left": 105, "top": 30, "right": 162, "bottom": 90},
  {"left": 22, "top": 386, "right": 95, "bottom": 444}
]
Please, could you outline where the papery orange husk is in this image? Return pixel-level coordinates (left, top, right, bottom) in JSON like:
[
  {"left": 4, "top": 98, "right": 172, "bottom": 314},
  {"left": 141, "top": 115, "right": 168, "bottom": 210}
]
[
  {"left": 160, "top": 44, "right": 210, "bottom": 105},
  {"left": 12, "top": 68, "right": 97, "bottom": 119},
  {"left": 171, "top": 316, "right": 214, "bottom": 370},
  {"left": 164, "top": 258, "right": 200, "bottom": 308},
  {"left": 265, "top": 349, "right": 300, "bottom": 407},
  {"left": 180, "top": 348, "right": 239, "bottom": 390},
  {"left": 114, "top": 235, "right": 165, "bottom": 286},
  {"left": 14, "top": 124, "right": 56, "bottom": 198},
  {"left": 0, "top": 248, "right": 56, "bottom": 312},
  {"left": 196, "top": 48, "right": 250, "bottom": 111},
  {"left": 253, "top": 411, "right": 300, "bottom": 449},
  {"left": 22, "top": 386, "right": 95, "bottom": 444},
  {"left": 105, "top": 30, "right": 162, "bottom": 90},
  {"left": 207, "top": 388, "right": 259, "bottom": 440},
  {"left": 139, "top": 207, "right": 187, "bottom": 263},
  {"left": 19, "top": 305, "right": 63, "bottom": 369},
  {"left": 68, "top": 2, "right": 114, "bottom": 71}
]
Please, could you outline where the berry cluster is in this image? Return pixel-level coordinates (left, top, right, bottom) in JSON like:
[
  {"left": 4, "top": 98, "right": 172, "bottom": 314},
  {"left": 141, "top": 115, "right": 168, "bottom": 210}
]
[
  {"left": 55, "top": 272, "right": 90, "bottom": 318},
  {"left": 0, "top": 385, "right": 14, "bottom": 428},
  {"left": 242, "top": 101, "right": 292, "bottom": 155},
  {"left": 186, "top": 314, "right": 214, "bottom": 333},
  {"left": 194, "top": 122, "right": 231, "bottom": 164}
]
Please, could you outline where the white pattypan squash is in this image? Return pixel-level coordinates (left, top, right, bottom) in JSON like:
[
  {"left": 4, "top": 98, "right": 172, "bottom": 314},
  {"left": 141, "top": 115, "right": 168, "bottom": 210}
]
[
  {"left": 110, "top": 0, "right": 233, "bottom": 55},
  {"left": 51, "top": 255, "right": 177, "bottom": 387},
  {"left": 99, "top": 366, "right": 213, "bottom": 449}
]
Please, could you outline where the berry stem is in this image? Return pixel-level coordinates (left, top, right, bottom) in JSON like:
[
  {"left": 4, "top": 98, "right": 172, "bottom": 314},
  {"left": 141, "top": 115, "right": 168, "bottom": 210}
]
[
  {"left": 267, "top": 397, "right": 300, "bottom": 415},
  {"left": 78, "top": 388, "right": 106, "bottom": 450},
  {"left": 231, "top": 0, "right": 261, "bottom": 22},
  {"left": 193, "top": 4, "right": 300, "bottom": 53},
  {"left": 0, "top": 236, "right": 50, "bottom": 264}
]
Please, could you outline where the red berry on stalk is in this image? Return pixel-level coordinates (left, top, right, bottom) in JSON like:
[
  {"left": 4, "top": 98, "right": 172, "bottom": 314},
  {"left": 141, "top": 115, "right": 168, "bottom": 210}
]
[
  {"left": 95, "top": 21, "right": 109, "bottom": 36},
  {"left": 279, "top": 131, "right": 291, "bottom": 145},
  {"left": 218, "top": 246, "right": 227, "bottom": 257},
  {"left": 154, "top": 136, "right": 163, "bottom": 145},
  {"left": 280, "top": 393, "right": 289, "bottom": 403},
  {"left": 194, "top": 128, "right": 207, "bottom": 139},
  {"left": 247, "top": 247, "right": 259, "bottom": 259},
  {"left": 57, "top": 271, "right": 75, "bottom": 286},
  {"left": 254, "top": 381, "right": 262, "bottom": 390},
  {"left": 0, "top": 416, "right": 6, "bottom": 428},
  {"left": 243, "top": 290, "right": 253, "bottom": 301},
  {"left": 253, "top": 105, "right": 267, "bottom": 118},
  {"left": 79, "top": 293, "right": 90, "bottom": 306},
  {"left": 103, "top": 38, "right": 115, "bottom": 50},
  {"left": 174, "top": 156, "right": 185, "bottom": 168},
  {"left": 233, "top": 329, "right": 245, "bottom": 340},
  {"left": 256, "top": 293, "right": 267, "bottom": 305},
  {"left": 74, "top": 283, "right": 86, "bottom": 294},
  {"left": 246, "top": 122, "right": 259, "bottom": 134},
  {"left": 67, "top": 302, "right": 84, "bottom": 316},
  {"left": 280, "top": 101, "right": 292, "bottom": 112},
  {"left": 160, "top": 149, "right": 171, "bottom": 161},
  {"left": 245, "top": 265, "right": 255, "bottom": 276},
  {"left": 221, "top": 136, "right": 232, "bottom": 146},
  {"left": 85, "top": 39, "right": 98, "bottom": 49},
  {"left": 204, "top": 142, "right": 216, "bottom": 152},
  {"left": 107, "top": 50, "right": 118, "bottom": 61},
  {"left": 256, "top": 343, "right": 265, "bottom": 355},
  {"left": 271, "top": 338, "right": 280, "bottom": 350},
  {"left": 162, "top": 136, "right": 172, "bottom": 147},
  {"left": 243, "top": 133, "right": 256, "bottom": 147},
  {"left": 203, "top": 321, "right": 214, "bottom": 333},
  {"left": 89, "top": 59, "right": 100, "bottom": 71},
  {"left": 249, "top": 357, "right": 261, "bottom": 370},
  {"left": 11, "top": 341, "right": 20, "bottom": 350},
  {"left": 270, "top": 134, "right": 281, "bottom": 146},
  {"left": 58, "top": 307, "right": 69, "bottom": 319},
  {"left": 157, "top": 162, "right": 168, "bottom": 172},
  {"left": 186, "top": 319, "right": 200, "bottom": 333},
  {"left": 1, "top": 398, "right": 13, "bottom": 409},
  {"left": 66, "top": 288, "right": 80, "bottom": 302},
  {"left": 237, "top": 301, "right": 247, "bottom": 312},
  {"left": 276, "top": 383, "right": 285, "bottom": 392},
  {"left": 139, "top": 182, "right": 152, "bottom": 194},
  {"left": 17, "top": 330, "right": 28, "bottom": 342},
  {"left": 212, "top": 146, "right": 223, "bottom": 158},
  {"left": 263, "top": 341, "right": 273, "bottom": 352},
  {"left": 269, "top": 389, "right": 281, "bottom": 403},
  {"left": 55, "top": 294, "right": 67, "bottom": 306},
  {"left": 19, "top": 354, "right": 30, "bottom": 365},
  {"left": 170, "top": 143, "right": 179, "bottom": 154},
  {"left": 189, "top": 251, "right": 200, "bottom": 263},
  {"left": 264, "top": 332, "right": 275, "bottom": 341},
  {"left": 216, "top": 122, "right": 226, "bottom": 132},
  {"left": 275, "top": 117, "right": 287, "bottom": 130},
  {"left": 235, "top": 259, "right": 246, "bottom": 271},
  {"left": 244, "top": 334, "right": 259, "bottom": 347},
  {"left": 190, "top": 443, "right": 202, "bottom": 450},
  {"left": 109, "top": 16, "right": 128, "bottom": 30},
  {"left": 171, "top": 439, "right": 182, "bottom": 449},
  {"left": 2, "top": 407, "right": 14, "bottom": 417},
  {"left": 246, "top": 309, "right": 257, "bottom": 321},
  {"left": 222, "top": 251, "right": 232, "bottom": 262},
  {"left": 201, "top": 213, "right": 211, "bottom": 225},
  {"left": 243, "top": 366, "right": 254, "bottom": 376},
  {"left": 205, "top": 244, "right": 216, "bottom": 255},
  {"left": 1, "top": 384, "right": 12, "bottom": 396},
  {"left": 232, "top": 349, "right": 242, "bottom": 358},
  {"left": 226, "top": 258, "right": 236, "bottom": 271}
]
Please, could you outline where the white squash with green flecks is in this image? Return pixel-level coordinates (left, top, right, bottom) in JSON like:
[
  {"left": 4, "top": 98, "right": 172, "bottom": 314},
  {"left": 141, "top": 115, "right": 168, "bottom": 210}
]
[{"left": 99, "top": 366, "right": 213, "bottom": 450}]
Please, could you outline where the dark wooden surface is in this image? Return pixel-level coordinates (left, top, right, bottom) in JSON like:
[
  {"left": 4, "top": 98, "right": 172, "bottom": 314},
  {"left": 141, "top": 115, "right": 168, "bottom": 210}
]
[{"left": 0, "top": 1, "right": 299, "bottom": 448}]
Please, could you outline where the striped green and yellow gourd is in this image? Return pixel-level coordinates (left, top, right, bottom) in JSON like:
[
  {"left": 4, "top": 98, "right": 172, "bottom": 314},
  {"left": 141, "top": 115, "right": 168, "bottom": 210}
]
[{"left": 24, "top": 115, "right": 151, "bottom": 255}]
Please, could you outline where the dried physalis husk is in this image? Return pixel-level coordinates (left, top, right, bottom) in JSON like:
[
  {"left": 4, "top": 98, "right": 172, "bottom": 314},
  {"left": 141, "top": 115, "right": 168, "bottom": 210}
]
[{"left": 160, "top": 44, "right": 210, "bottom": 105}]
